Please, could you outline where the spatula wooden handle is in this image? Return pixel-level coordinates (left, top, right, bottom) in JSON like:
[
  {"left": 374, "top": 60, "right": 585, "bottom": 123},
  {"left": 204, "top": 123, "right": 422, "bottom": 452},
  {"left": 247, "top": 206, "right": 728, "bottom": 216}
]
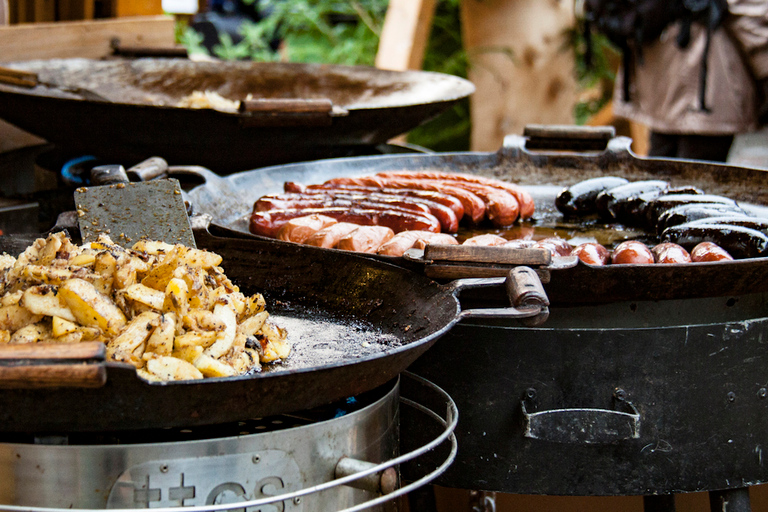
[{"left": 0, "top": 341, "right": 107, "bottom": 388}]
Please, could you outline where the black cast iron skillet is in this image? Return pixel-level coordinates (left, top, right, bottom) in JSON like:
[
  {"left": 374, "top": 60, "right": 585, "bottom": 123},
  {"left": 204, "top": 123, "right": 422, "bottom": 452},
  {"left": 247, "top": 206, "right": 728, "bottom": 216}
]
[
  {"left": 0, "top": 225, "right": 543, "bottom": 433},
  {"left": 178, "top": 125, "right": 768, "bottom": 304},
  {"left": 0, "top": 58, "right": 473, "bottom": 173}
]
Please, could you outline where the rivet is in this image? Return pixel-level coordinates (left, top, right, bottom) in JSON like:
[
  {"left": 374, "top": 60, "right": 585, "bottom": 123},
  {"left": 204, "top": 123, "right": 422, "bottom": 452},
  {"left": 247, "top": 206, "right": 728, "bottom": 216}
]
[
  {"left": 727, "top": 392, "right": 737, "bottom": 403},
  {"left": 759, "top": 388, "right": 767, "bottom": 399},
  {"left": 614, "top": 388, "right": 627, "bottom": 400},
  {"left": 252, "top": 455, "right": 260, "bottom": 464},
  {"left": 160, "top": 465, "right": 169, "bottom": 473},
  {"left": 293, "top": 497, "right": 302, "bottom": 505},
  {"left": 525, "top": 388, "right": 537, "bottom": 400}
]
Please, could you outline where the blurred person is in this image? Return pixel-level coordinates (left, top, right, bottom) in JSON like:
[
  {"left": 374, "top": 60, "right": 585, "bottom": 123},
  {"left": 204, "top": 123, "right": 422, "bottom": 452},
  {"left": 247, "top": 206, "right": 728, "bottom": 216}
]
[{"left": 585, "top": 0, "right": 768, "bottom": 162}]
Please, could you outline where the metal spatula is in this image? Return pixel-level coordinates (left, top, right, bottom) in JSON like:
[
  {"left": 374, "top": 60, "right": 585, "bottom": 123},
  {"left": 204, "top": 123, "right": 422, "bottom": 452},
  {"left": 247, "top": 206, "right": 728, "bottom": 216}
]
[{"left": 75, "top": 163, "right": 196, "bottom": 248}]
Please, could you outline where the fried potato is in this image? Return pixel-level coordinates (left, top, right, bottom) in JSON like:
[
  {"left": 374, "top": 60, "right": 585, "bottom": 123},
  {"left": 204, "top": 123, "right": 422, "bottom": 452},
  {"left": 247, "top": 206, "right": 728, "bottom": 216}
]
[
  {"left": 59, "top": 278, "right": 127, "bottom": 335},
  {"left": 0, "top": 233, "right": 290, "bottom": 382}
]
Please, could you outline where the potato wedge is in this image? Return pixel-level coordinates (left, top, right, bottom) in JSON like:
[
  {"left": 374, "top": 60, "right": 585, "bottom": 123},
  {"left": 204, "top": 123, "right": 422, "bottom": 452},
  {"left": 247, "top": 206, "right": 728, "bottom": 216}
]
[
  {"left": 59, "top": 278, "right": 127, "bottom": 335},
  {"left": 124, "top": 283, "right": 166, "bottom": 311},
  {"left": 146, "top": 356, "right": 203, "bottom": 381},
  {"left": 145, "top": 313, "right": 175, "bottom": 356},
  {"left": 193, "top": 353, "right": 237, "bottom": 378},
  {"left": 52, "top": 316, "right": 78, "bottom": 337},
  {"left": 0, "top": 304, "right": 42, "bottom": 332},
  {"left": 22, "top": 285, "right": 76, "bottom": 322},
  {"left": 106, "top": 311, "right": 160, "bottom": 366},
  {"left": 204, "top": 304, "right": 237, "bottom": 359}
]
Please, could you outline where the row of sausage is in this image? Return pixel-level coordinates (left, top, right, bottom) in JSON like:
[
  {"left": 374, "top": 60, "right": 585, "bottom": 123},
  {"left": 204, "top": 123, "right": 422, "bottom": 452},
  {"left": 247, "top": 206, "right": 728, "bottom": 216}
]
[
  {"left": 249, "top": 170, "right": 536, "bottom": 238},
  {"left": 556, "top": 177, "right": 768, "bottom": 259}
]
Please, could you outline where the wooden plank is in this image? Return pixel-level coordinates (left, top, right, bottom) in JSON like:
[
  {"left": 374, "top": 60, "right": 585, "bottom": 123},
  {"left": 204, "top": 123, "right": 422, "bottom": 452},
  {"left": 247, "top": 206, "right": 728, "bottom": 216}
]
[
  {"left": 460, "top": 0, "right": 579, "bottom": 151},
  {"left": 0, "top": 15, "right": 174, "bottom": 60},
  {"left": 57, "top": 0, "right": 96, "bottom": 21},
  {"left": 33, "top": 0, "right": 55, "bottom": 22},
  {"left": 375, "top": 0, "right": 436, "bottom": 71},
  {"left": 0, "top": 0, "right": 7, "bottom": 25},
  {"left": 113, "top": 0, "right": 163, "bottom": 17}
]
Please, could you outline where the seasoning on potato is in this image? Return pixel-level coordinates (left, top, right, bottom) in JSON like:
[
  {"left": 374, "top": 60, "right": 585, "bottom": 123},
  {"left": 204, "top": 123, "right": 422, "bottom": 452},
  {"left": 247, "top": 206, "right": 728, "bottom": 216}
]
[{"left": 0, "top": 232, "right": 290, "bottom": 382}]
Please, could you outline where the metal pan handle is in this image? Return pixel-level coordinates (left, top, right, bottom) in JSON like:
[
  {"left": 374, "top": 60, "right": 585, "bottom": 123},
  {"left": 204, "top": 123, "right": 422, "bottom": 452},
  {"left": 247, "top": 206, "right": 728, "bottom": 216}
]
[
  {"left": 0, "top": 341, "right": 107, "bottom": 388},
  {"left": 449, "top": 266, "right": 550, "bottom": 326},
  {"left": 501, "top": 124, "right": 634, "bottom": 160}
]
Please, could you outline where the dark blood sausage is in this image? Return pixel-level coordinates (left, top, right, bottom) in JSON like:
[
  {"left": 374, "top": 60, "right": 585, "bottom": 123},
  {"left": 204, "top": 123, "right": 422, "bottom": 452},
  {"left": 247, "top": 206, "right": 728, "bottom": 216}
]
[
  {"left": 573, "top": 242, "right": 610, "bottom": 265},
  {"left": 656, "top": 203, "right": 747, "bottom": 235},
  {"left": 661, "top": 223, "right": 768, "bottom": 259},
  {"left": 690, "top": 242, "right": 734, "bottom": 262},
  {"left": 611, "top": 240, "right": 655, "bottom": 264},
  {"left": 374, "top": 170, "right": 536, "bottom": 219},
  {"left": 325, "top": 176, "right": 487, "bottom": 224},
  {"left": 250, "top": 207, "right": 441, "bottom": 238},
  {"left": 595, "top": 180, "right": 669, "bottom": 220},
  {"left": 684, "top": 215, "right": 768, "bottom": 232},
  {"left": 651, "top": 242, "right": 691, "bottom": 264},
  {"left": 645, "top": 194, "right": 739, "bottom": 228},
  {"left": 555, "top": 176, "right": 629, "bottom": 216}
]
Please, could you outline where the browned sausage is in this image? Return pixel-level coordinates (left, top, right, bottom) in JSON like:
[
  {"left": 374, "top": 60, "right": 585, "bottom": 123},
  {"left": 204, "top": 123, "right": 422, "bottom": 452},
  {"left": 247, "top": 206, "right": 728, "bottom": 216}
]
[
  {"left": 462, "top": 234, "right": 509, "bottom": 246},
  {"left": 690, "top": 242, "right": 734, "bottom": 262},
  {"left": 652, "top": 242, "right": 691, "bottom": 264},
  {"left": 573, "top": 243, "right": 610, "bottom": 265},
  {"left": 534, "top": 237, "right": 574, "bottom": 257},
  {"left": 255, "top": 194, "right": 431, "bottom": 216},
  {"left": 375, "top": 170, "right": 536, "bottom": 219},
  {"left": 336, "top": 226, "right": 395, "bottom": 253},
  {"left": 325, "top": 177, "right": 487, "bottom": 224},
  {"left": 276, "top": 214, "right": 338, "bottom": 244},
  {"left": 377, "top": 231, "right": 458, "bottom": 257},
  {"left": 503, "top": 239, "right": 538, "bottom": 249},
  {"left": 250, "top": 207, "right": 441, "bottom": 238},
  {"left": 432, "top": 180, "right": 519, "bottom": 226},
  {"left": 304, "top": 222, "right": 362, "bottom": 248},
  {"left": 412, "top": 233, "right": 461, "bottom": 250},
  {"left": 611, "top": 241, "right": 654, "bottom": 264}
]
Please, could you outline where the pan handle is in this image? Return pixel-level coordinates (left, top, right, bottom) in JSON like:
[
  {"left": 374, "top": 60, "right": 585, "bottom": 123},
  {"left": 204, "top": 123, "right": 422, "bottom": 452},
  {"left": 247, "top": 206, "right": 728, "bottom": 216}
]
[
  {"left": 501, "top": 124, "right": 634, "bottom": 160},
  {"left": 0, "top": 341, "right": 107, "bottom": 388},
  {"left": 450, "top": 266, "right": 550, "bottom": 326}
]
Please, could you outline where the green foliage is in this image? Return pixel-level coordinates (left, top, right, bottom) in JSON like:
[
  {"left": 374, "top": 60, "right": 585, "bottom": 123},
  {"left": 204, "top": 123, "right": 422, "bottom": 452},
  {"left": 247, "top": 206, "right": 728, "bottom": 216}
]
[{"left": 569, "top": 21, "right": 620, "bottom": 125}]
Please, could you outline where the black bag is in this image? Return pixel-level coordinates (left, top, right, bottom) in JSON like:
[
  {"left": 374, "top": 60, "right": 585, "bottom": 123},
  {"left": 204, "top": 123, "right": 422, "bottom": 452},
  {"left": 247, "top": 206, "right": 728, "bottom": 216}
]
[{"left": 583, "top": 0, "right": 729, "bottom": 111}]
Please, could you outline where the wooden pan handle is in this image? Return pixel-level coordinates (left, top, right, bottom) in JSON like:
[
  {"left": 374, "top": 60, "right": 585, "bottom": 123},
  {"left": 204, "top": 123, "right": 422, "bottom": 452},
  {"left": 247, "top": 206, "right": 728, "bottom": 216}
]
[
  {"left": 0, "top": 66, "right": 38, "bottom": 88},
  {"left": 239, "top": 98, "right": 334, "bottom": 114},
  {"left": 423, "top": 244, "right": 552, "bottom": 266},
  {"left": 0, "top": 342, "right": 107, "bottom": 388}
]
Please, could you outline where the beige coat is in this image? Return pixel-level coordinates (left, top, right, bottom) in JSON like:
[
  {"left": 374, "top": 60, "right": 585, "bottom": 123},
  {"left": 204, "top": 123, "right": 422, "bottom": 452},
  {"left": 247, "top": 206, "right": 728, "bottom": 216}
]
[{"left": 613, "top": 0, "right": 768, "bottom": 135}]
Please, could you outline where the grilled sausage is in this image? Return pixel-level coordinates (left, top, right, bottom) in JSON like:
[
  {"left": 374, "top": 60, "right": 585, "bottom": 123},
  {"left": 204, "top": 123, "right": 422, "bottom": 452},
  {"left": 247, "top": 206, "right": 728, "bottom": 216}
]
[
  {"left": 325, "top": 177, "right": 487, "bottom": 224},
  {"left": 503, "top": 239, "right": 538, "bottom": 249},
  {"left": 595, "top": 180, "right": 669, "bottom": 221},
  {"left": 276, "top": 214, "right": 338, "bottom": 244},
  {"left": 374, "top": 170, "right": 536, "bottom": 219},
  {"left": 656, "top": 203, "right": 747, "bottom": 235},
  {"left": 462, "top": 234, "right": 509, "bottom": 246},
  {"left": 651, "top": 242, "right": 691, "bottom": 264},
  {"left": 661, "top": 223, "right": 768, "bottom": 259},
  {"left": 429, "top": 180, "right": 520, "bottom": 226},
  {"left": 304, "top": 222, "right": 362, "bottom": 248},
  {"left": 690, "top": 242, "right": 734, "bottom": 262},
  {"left": 533, "top": 237, "right": 573, "bottom": 257},
  {"left": 555, "top": 176, "right": 629, "bottom": 216},
  {"left": 337, "top": 226, "right": 395, "bottom": 253},
  {"left": 297, "top": 183, "right": 466, "bottom": 220},
  {"left": 645, "top": 194, "right": 739, "bottom": 228},
  {"left": 611, "top": 241, "right": 655, "bottom": 264},
  {"left": 377, "top": 231, "right": 458, "bottom": 257},
  {"left": 250, "top": 207, "right": 441, "bottom": 238},
  {"left": 572, "top": 242, "right": 610, "bottom": 265}
]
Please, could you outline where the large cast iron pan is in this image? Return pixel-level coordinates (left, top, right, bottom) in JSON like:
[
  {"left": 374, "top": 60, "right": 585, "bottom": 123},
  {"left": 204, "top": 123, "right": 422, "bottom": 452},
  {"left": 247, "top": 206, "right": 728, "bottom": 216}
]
[
  {"left": 0, "top": 226, "right": 541, "bottom": 433},
  {"left": 0, "top": 58, "right": 473, "bottom": 173},
  {"left": 179, "top": 126, "right": 768, "bottom": 304}
]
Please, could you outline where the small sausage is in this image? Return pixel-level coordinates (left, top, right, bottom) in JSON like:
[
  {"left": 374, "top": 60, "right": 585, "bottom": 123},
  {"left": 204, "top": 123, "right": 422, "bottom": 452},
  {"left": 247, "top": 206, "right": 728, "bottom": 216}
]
[
  {"left": 690, "top": 242, "right": 734, "bottom": 262},
  {"left": 276, "top": 214, "right": 338, "bottom": 244},
  {"left": 595, "top": 180, "right": 669, "bottom": 220},
  {"left": 337, "top": 226, "right": 395, "bottom": 253},
  {"left": 377, "top": 231, "right": 458, "bottom": 257},
  {"left": 661, "top": 223, "right": 768, "bottom": 259},
  {"left": 611, "top": 241, "right": 654, "bottom": 264},
  {"left": 462, "top": 234, "right": 509, "bottom": 246},
  {"left": 534, "top": 237, "right": 573, "bottom": 257},
  {"left": 573, "top": 243, "right": 610, "bottom": 265},
  {"left": 651, "top": 242, "right": 691, "bottom": 264},
  {"left": 412, "top": 233, "right": 461, "bottom": 250},
  {"left": 304, "top": 222, "right": 362, "bottom": 248}
]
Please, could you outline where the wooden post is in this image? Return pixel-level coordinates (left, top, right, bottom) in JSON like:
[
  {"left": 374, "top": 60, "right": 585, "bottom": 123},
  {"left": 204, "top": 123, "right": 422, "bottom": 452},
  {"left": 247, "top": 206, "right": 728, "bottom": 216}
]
[
  {"left": 375, "top": 0, "right": 436, "bottom": 71},
  {"left": 461, "top": 0, "right": 580, "bottom": 151},
  {"left": 0, "top": 0, "right": 7, "bottom": 25}
]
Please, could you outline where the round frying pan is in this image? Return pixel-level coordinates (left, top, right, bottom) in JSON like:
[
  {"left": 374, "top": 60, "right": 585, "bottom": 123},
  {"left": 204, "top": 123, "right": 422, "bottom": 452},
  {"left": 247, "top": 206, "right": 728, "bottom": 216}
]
[
  {"left": 178, "top": 125, "right": 768, "bottom": 304},
  {"left": 0, "top": 229, "right": 541, "bottom": 433},
  {"left": 0, "top": 58, "right": 473, "bottom": 172}
]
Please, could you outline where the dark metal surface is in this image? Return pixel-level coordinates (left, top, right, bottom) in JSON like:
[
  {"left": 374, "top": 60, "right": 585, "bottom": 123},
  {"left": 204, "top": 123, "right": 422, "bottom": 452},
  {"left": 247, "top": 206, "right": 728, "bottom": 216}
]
[
  {"left": 0, "top": 58, "right": 473, "bottom": 172},
  {"left": 0, "top": 228, "right": 463, "bottom": 433},
  {"left": 180, "top": 131, "right": 768, "bottom": 304},
  {"left": 403, "top": 293, "right": 768, "bottom": 495}
]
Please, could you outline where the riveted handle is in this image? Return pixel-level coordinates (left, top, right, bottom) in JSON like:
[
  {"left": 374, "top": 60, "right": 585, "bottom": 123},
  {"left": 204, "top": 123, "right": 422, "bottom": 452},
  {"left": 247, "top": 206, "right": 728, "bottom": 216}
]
[{"left": 0, "top": 341, "right": 107, "bottom": 388}]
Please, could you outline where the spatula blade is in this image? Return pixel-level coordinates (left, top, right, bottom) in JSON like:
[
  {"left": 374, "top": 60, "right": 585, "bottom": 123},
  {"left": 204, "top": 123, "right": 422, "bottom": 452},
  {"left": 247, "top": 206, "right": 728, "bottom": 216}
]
[{"left": 75, "top": 178, "right": 195, "bottom": 248}]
